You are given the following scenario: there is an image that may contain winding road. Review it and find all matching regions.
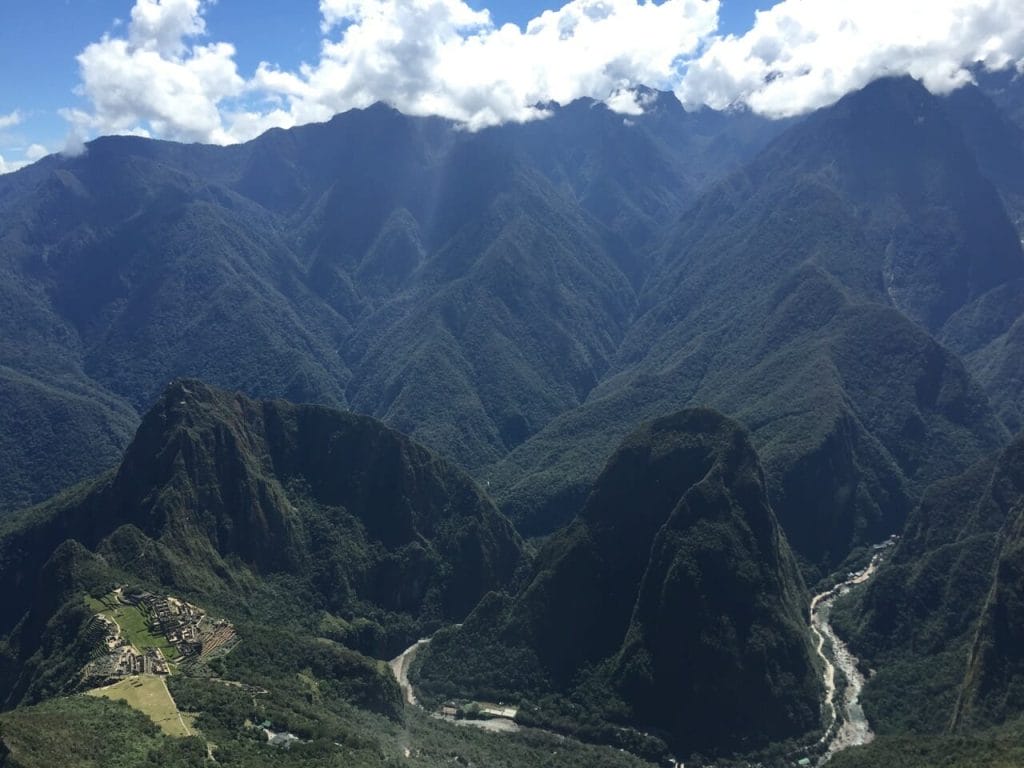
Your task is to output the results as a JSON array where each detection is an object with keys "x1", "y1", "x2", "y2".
[{"x1": 389, "y1": 637, "x2": 522, "y2": 734}]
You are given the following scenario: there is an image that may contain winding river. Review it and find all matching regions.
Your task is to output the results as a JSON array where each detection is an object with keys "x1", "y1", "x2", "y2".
[
  {"x1": 390, "y1": 543, "x2": 894, "y2": 765},
  {"x1": 806, "y1": 545, "x2": 893, "y2": 765}
]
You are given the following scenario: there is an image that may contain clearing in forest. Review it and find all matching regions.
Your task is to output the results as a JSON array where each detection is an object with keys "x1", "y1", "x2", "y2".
[{"x1": 87, "y1": 676, "x2": 192, "y2": 737}]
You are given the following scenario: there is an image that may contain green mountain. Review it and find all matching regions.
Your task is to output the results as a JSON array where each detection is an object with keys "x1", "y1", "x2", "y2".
[
  {"x1": 815, "y1": 433, "x2": 1024, "y2": 767},
  {"x1": 0, "y1": 382, "x2": 677, "y2": 768},
  {"x1": 0, "y1": 379, "x2": 523, "y2": 708},
  {"x1": 493, "y1": 78, "x2": 1014, "y2": 572},
  {"x1": 0, "y1": 97, "x2": 780, "y2": 513},
  {"x1": 835, "y1": 433, "x2": 1024, "y2": 733},
  {"x1": 3, "y1": 78, "x2": 1018, "y2": 580},
  {"x1": 415, "y1": 409, "x2": 819, "y2": 759}
]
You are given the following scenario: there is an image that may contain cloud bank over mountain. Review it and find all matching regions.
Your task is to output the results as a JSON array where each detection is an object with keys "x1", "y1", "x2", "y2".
[
  {"x1": 38, "y1": 0, "x2": 1024, "y2": 151},
  {"x1": 678, "y1": 0, "x2": 1024, "y2": 117}
]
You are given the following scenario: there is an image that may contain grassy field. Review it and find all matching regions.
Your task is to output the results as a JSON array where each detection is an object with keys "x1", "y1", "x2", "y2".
[
  {"x1": 87, "y1": 676, "x2": 192, "y2": 737},
  {"x1": 85, "y1": 593, "x2": 180, "y2": 660}
]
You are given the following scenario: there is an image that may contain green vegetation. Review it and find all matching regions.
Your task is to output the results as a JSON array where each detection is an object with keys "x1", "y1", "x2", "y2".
[
  {"x1": 829, "y1": 719, "x2": 1024, "y2": 768},
  {"x1": 0, "y1": 382, "x2": 520, "y2": 717},
  {"x1": 0, "y1": 92, "x2": 782, "y2": 520},
  {"x1": 832, "y1": 437, "x2": 1024, "y2": 735},
  {"x1": 0, "y1": 690, "x2": 661, "y2": 768},
  {"x1": 0, "y1": 695, "x2": 207, "y2": 768},
  {"x1": 417, "y1": 410, "x2": 820, "y2": 759},
  {"x1": 2, "y1": 74, "x2": 1024, "y2": 768},
  {"x1": 87, "y1": 676, "x2": 191, "y2": 737},
  {"x1": 491, "y1": 78, "x2": 1016, "y2": 574},
  {"x1": 0, "y1": 368, "x2": 137, "y2": 513}
]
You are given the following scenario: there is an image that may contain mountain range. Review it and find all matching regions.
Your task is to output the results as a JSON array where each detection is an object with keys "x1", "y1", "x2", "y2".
[{"x1": 2, "y1": 69, "x2": 1024, "y2": 768}]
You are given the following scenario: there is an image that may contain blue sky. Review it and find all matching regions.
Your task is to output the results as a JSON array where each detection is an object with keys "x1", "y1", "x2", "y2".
[{"x1": 1, "y1": 0, "x2": 1020, "y2": 173}]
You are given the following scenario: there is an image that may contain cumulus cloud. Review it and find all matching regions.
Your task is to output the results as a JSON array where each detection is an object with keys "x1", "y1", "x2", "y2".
[
  {"x1": 56, "y1": 0, "x2": 1024, "y2": 149},
  {"x1": 64, "y1": 0, "x2": 719, "y2": 143},
  {"x1": 64, "y1": 0, "x2": 245, "y2": 144},
  {"x1": 25, "y1": 144, "x2": 49, "y2": 162},
  {"x1": 255, "y1": 0, "x2": 719, "y2": 130},
  {"x1": 0, "y1": 153, "x2": 33, "y2": 175},
  {"x1": 678, "y1": 0, "x2": 1024, "y2": 117}
]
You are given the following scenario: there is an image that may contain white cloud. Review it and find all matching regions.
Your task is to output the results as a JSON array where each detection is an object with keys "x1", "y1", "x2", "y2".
[
  {"x1": 256, "y1": 0, "x2": 720, "y2": 130},
  {"x1": 0, "y1": 111, "x2": 22, "y2": 130},
  {"x1": 61, "y1": 131, "x2": 87, "y2": 158},
  {"x1": 65, "y1": 0, "x2": 245, "y2": 144},
  {"x1": 0, "y1": 154, "x2": 28, "y2": 175},
  {"x1": 55, "y1": 0, "x2": 1024, "y2": 150},
  {"x1": 0, "y1": 144, "x2": 50, "y2": 175},
  {"x1": 65, "y1": 0, "x2": 720, "y2": 144},
  {"x1": 677, "y1": 0, "x2": 1024, "y2": 117},
  {"x1": 129, "y1": 0, "x2": 206, "y2": 55}
]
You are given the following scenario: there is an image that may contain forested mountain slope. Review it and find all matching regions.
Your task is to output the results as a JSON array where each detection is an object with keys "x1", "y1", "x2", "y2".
[
  {"x1": 0, "y1": 95, "x2": 780, "y2": 512},
  {"x1": 415, "y1": 409, "x2": 819, "y2": 758},
  {"x1": 2, "y1": 76, "x2": 1022, "y2": 576},
  {"x1": 492, "y1": 78, "x2": 1017, "y2": 570},
  {"x1": 0, "y1": 380, "x2": 523, "y2": 708}
]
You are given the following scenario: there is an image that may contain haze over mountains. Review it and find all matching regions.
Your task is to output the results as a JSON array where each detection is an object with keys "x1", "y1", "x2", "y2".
[{"x1": 3, "y1": 67, "x2": 1024, "y2": 767}]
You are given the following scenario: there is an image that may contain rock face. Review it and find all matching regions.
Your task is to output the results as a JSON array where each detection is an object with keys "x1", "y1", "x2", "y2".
[
  {"x1": 416, "y1": 409, "x2": 819, "y2": 756},
  {"x1": 0, "y1": 380, "x2": 524, "y2": 706},
  {"x1": 102, "y1": 379, "x2": 525, "y2": 618}
]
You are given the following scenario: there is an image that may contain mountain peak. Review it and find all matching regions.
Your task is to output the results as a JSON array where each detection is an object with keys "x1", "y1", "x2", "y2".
[{"x1": 416, "y1": 407, "x2": 818, "y2": 756}]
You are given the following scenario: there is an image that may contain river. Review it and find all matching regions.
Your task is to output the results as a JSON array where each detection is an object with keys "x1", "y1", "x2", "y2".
[
  {"x1": 390, "y1": 542, "x2": 894, "y2": 765},
  {"x1": 806, "y1": 543, "x2": 893, "y2": 765}
]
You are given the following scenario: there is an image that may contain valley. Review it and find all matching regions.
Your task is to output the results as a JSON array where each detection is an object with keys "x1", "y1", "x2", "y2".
[
  {"x1": 1, "y1": 40, "x2": 1024, "y2": 768},
  {"x1": 397, "y1": 542, "x2": 897, "y2": 767}
]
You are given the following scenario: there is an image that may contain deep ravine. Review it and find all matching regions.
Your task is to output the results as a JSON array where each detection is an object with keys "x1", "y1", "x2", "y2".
[{"x1": 390, "y1": 541, "x2": 896, "y2": 766}]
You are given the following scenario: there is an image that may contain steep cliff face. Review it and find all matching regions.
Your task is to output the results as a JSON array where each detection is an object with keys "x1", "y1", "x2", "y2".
[
  {"x1": 609, "y1": 416, "x2": 815, "y2": 748},
  {"x1": 417, "y1": 409, "x2": 819, "y2": 756},
  {"x1": 91, "y1": 379, "x2": 525, "y2": 618}
]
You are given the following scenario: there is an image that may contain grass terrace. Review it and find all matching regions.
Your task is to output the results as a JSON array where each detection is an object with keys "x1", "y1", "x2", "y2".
[{"x1": 86, "y1": 592, "x2": 180, "y2": 661}]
